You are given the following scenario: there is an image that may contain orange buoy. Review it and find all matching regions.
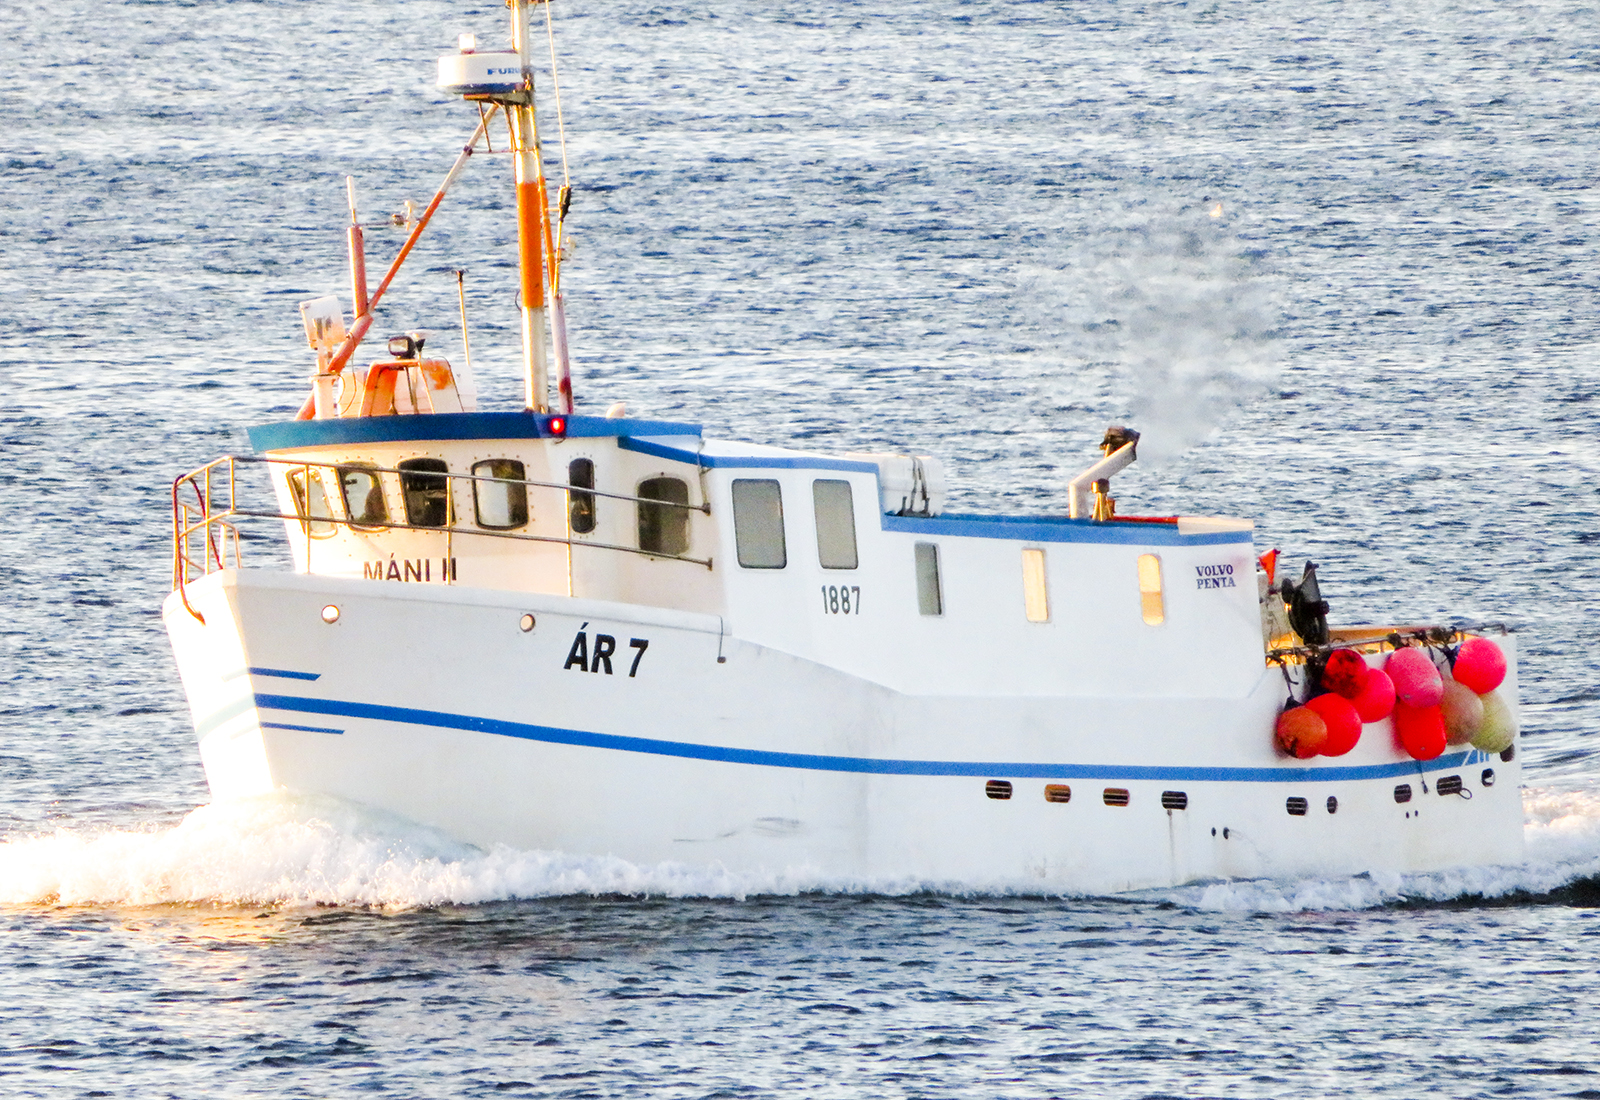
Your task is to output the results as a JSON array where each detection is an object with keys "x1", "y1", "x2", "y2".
[
  {"x1": 1322, "y1": 649, "x2": 1370, "y2": 700},
  {"x1": 1306, "y1": 692, "x2": 1362, "y2": 756},
  {"x1": 1275, "y1": 706, "x2": 1328, "y2": 759},
  {"x1": 1453, "y1": 637, "x2": 1507, "y2": 695},
  {"x1": 1394, "y1": 701, "x2": 1447, "y2": 761},
  {"x1": 1352, "y1": 667, "x2": 1397, "y2": 724}
]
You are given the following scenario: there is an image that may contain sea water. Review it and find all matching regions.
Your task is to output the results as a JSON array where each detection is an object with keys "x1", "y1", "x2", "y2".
[{"x1": 3, "y1": 0, "x2": 1600, "y2": 1094}]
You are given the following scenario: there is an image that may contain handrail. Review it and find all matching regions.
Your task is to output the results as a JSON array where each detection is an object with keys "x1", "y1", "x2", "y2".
[{"x1": 170, "y1": 454, "x2": 714, "y2": 623}]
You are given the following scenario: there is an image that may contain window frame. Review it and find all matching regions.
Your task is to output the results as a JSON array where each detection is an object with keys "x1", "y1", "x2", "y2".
[
  {"x1": 812, "y1": 479, "x2": 859, "y2": 570},
  {"x1": 336, "y1": 463, "x2": 389, "y2": 531},
  {"x1": 915, "y1": 541, "x2": 943, "y2": 616},
  {"x1": 397, "y1": 457, "x2": 453, "y2": 529},
  {"x1": 732, "y1": 478, "x2": 788, "y2": 570},
  {"x1": 568, "y1": 458, "x2": 597, "y2": 535},
  {"x1": 470, "y1": 458, "x2": 529, "y2": 530},
  {"x1": 637, "y1": 476, "x2": 691, "y2": 556}
]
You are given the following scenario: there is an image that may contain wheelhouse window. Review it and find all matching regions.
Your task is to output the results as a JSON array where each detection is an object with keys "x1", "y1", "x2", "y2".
[
  {"x1": 472, "y1": 459, "x2": 528, "y2": 529},
  {"x1": 812, "y1": 480, "x2": 857, "y2": 570},
  {"x1": 287, "y1": 467, "x2": 337, "y2": 538},
  {"x1": 1022, "y1": 548, "x2": 1049, "y2": 623},
  {"x1": 569, "y1": 458, "x2": 596, "y2": 534},
  {"x1": 637, "y1": 476, "x2": 690, "y2": 556},
  {"x1": 915, "y1": 542, "x2": 943, "y2": 616},
  {"x1": 398, "y1": 458, "x2": 451, "y2": 528},
  {"x1": 732, "y1": 479, "x2": 786, "y2": 569},
  {"x1": 338, "y1": 464, "x2": 388, "y2": 530}
]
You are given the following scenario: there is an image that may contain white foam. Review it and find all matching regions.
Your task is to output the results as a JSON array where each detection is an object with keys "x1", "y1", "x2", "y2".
[
  {"x1": 4, "y1": 787, "x2": 1599, "y2": 911},
  {"x1": 0, "y1": 794, "x2": 924, "y2": 909}
]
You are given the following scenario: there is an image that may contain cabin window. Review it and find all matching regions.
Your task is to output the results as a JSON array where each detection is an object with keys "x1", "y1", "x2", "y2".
[
  {"x1": 398, "y1": 458, "x2": 452, "y2": 528},
  {"x1": 287, "y1": 467, "x2": 337, "y2": 538},
  {"x1": 1022, "y1": 548, "x2": 1050, "y2": 622},
  {"x1": 569, "y1": 458, "x2": 596, "y2": 534},
  {"x1": 1137, "y1": 553, "x2": 1165, "y2": 625},
  {"x1": 338, "y1": 464, "x2": 388, "y2": 530},
  {"x1": 733, "y1": 479, "x2": 787, "y2": 569},
  {"x1": 638, "y1": 477, "x2": 690, "y2": 556},
  {"x1": 812, "y1": 480, "x2": 858, "y2": 570},
  {"x1": 915, "y1": 542, "x2": 942, "y2": 616},
  {"x1": 472, "y1": 459, "x2": 528, "y2": 529}
]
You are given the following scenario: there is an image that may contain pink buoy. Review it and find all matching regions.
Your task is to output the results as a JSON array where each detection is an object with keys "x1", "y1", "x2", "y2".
[
  {"x1": 1440, "y1": 679, "x2": 1485, "y2": 746},
  {"x1": 1275, "y1": 706, "x2": 1328, "y2": 760},
  {"x1": 1306, "y1": 692, "x2": 1362, "y2": 756},
  {"x1": 1386, "y1": 647, "x2": 1443, "y2": 709},
  {"x1": 1322, "y1": 649, "x2": 1370, "y2": 700},
  {"x1": 1453, "y1": 637, "x2": 1507, "y2": 695},
  {"x1": 1394, "y1": 701, "x2": 1447, "y2": 761},
  {"x1": 1352, "y1": 667, "x2": 1397, "y2": 724}
]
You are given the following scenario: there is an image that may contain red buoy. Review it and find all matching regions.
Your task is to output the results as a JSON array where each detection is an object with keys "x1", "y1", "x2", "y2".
[
  {"x1": 1352, "y1": 667, "x2": 1397, "y2": 724},
  {"x1": 1394, "y1": 701, "x2": 1447, "y2": 761},
  {"x1": 1386, "y1": 647, "x2": 1444, "y2": 709},
  {"x1": 1306, "y1": 692, "x2": 1362, "y2": 756},
  {"x1": 1275, "y1": 706, "x2": 1328, "y2": 759},
  {"x1": 1322, "y1": 650, "x2": 1370, "y2": 700},
  {"x1": 1453, "y1": 637, "x2": 1507, "y2": 695}
]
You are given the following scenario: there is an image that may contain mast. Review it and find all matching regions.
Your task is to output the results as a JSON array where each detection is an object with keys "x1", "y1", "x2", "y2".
[{"x1": 508, "y1": 0, "x2": 552, "y2": 413}]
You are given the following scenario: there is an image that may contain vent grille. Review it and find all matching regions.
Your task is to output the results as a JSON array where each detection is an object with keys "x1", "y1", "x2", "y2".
[
  {"x1": 1102, "y1": 788, "x2": 1130, "y2": 807},
  {"x1": 1160, "y1": 791, "x2": 1188, "y2": 811},
  {"x1": 985, "y1": 780, "x2": 1013, "y2": 801},
  {"x1": 1394, "y1": 784, "x2": 1413, "y2": 804},
  {"x1": 1286, "y1": 796, "x2": 1309, "y2": 816},
  {"x1": 1044, "y1": 784, "x2": 1072, "y2": 804},
  {"x1": 1436, "y1": 775, "x2": 1464, "y2": 796},
  {"x1": 1326, "y1": 795, "x2": 1339, "y2": 814}
]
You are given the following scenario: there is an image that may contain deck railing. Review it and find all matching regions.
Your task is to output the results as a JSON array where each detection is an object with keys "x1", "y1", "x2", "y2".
[{"x1": 171, "y1": 454, "x2": 712, "y2": 624}]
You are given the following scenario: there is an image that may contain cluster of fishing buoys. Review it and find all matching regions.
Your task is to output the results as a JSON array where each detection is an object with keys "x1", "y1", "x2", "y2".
[{"x1": 1275, "y1": 637, "x2": 1514, "y2": 761}]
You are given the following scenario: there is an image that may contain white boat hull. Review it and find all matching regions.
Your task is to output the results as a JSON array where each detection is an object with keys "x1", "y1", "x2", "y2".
[{"x1": 163, "y1": 570, "x2": 1525, "y2": 893}]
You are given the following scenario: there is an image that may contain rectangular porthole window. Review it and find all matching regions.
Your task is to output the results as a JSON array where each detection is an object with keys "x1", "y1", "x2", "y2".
[
  {"x1": 985, "y1": 780, "x2": 1013, "y2": 800},
  {"x1": 337, "y1": 464, "x2": 388, "y2": 530},
  {"x1": 1286, "y1": 796, "x2": 1309, "y2": 816},
  {"x1": 1137, "y1": 553, "x2": 1165, "y2": 625},
  {"x1": 1436, "y1": 775, "x2": 1464, "y2": 796},
  {"x1": 287, "y1": 467, "x2": 337, "y2": 537},
  {"x1": 813, "y1": 480, "x2": 858, "y2": 569},
  {"x1": 569, "y1": 458, "x2": 596, "y2": 534},
  {"x1": 1394, "y1": 784, "x2": 1413, "y2": 804},
  {"x1": 1161, "y1": 791, "x2": 1188, "y2": 811},
  {"x1": 398, "y1": 458, "x2": 451, "y2": 528},
  {"x1": 732, "y1": 479, "x2": 786, "y2": 568},
  {"x1": 472, "y1": 459, "x2": 528, "y2": 530},
  {"x1": 638, "y1": 477, "x2": 690, "y2": 556},
  {"x1": 915, "y1": 542, "x2": 942, "y2": 616},
  {"x1": 1044, "y1": 784, "x2": 1072, "y2": 804},
  {"x1": 1022, "y1": 548, "x2": 1050, "y2": 622},
  {"x1": 1102, "y1": 788, "x2": 1130, "y2": 807}
]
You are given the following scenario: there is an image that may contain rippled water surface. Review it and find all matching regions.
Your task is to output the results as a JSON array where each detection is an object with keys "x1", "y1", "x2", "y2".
[{"x1": 4, "y1": 0, "x2": 1600, "y2": 1094}]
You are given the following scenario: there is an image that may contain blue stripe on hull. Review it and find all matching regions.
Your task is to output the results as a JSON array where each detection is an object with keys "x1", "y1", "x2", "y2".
[{"x1": 252, "y1": 692, "x2": 1486, "y2": 783}]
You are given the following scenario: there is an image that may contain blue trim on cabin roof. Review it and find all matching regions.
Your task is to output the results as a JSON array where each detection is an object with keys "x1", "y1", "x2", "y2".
[
  {"x1": 618, "y1": 435, "x2": 880, "y2": 473},
  {"x1": 883, "y1": 513, "x2": 1253, "y2": 546},
  {"x1": 248, "y1": 412, "x2": 702, "y2": 452},
  {"x1": 252, "y1": 692, "x2": 1481, "y2": 783}
]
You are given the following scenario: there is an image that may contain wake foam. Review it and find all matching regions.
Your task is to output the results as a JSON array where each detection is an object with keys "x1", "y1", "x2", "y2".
[{"x1": 2, "y1": 788, "x2": 1598, "y2": 911}]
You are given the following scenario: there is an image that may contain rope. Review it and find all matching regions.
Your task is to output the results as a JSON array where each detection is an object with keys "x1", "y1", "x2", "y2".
[{"x1": 542, "y1": 0, "x2": 571, "y2": 190}]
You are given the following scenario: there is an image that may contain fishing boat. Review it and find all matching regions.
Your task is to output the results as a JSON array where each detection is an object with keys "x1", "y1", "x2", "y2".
[{"x1": 162, "y1": 0, "x2": 1524, "y2": 893}]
